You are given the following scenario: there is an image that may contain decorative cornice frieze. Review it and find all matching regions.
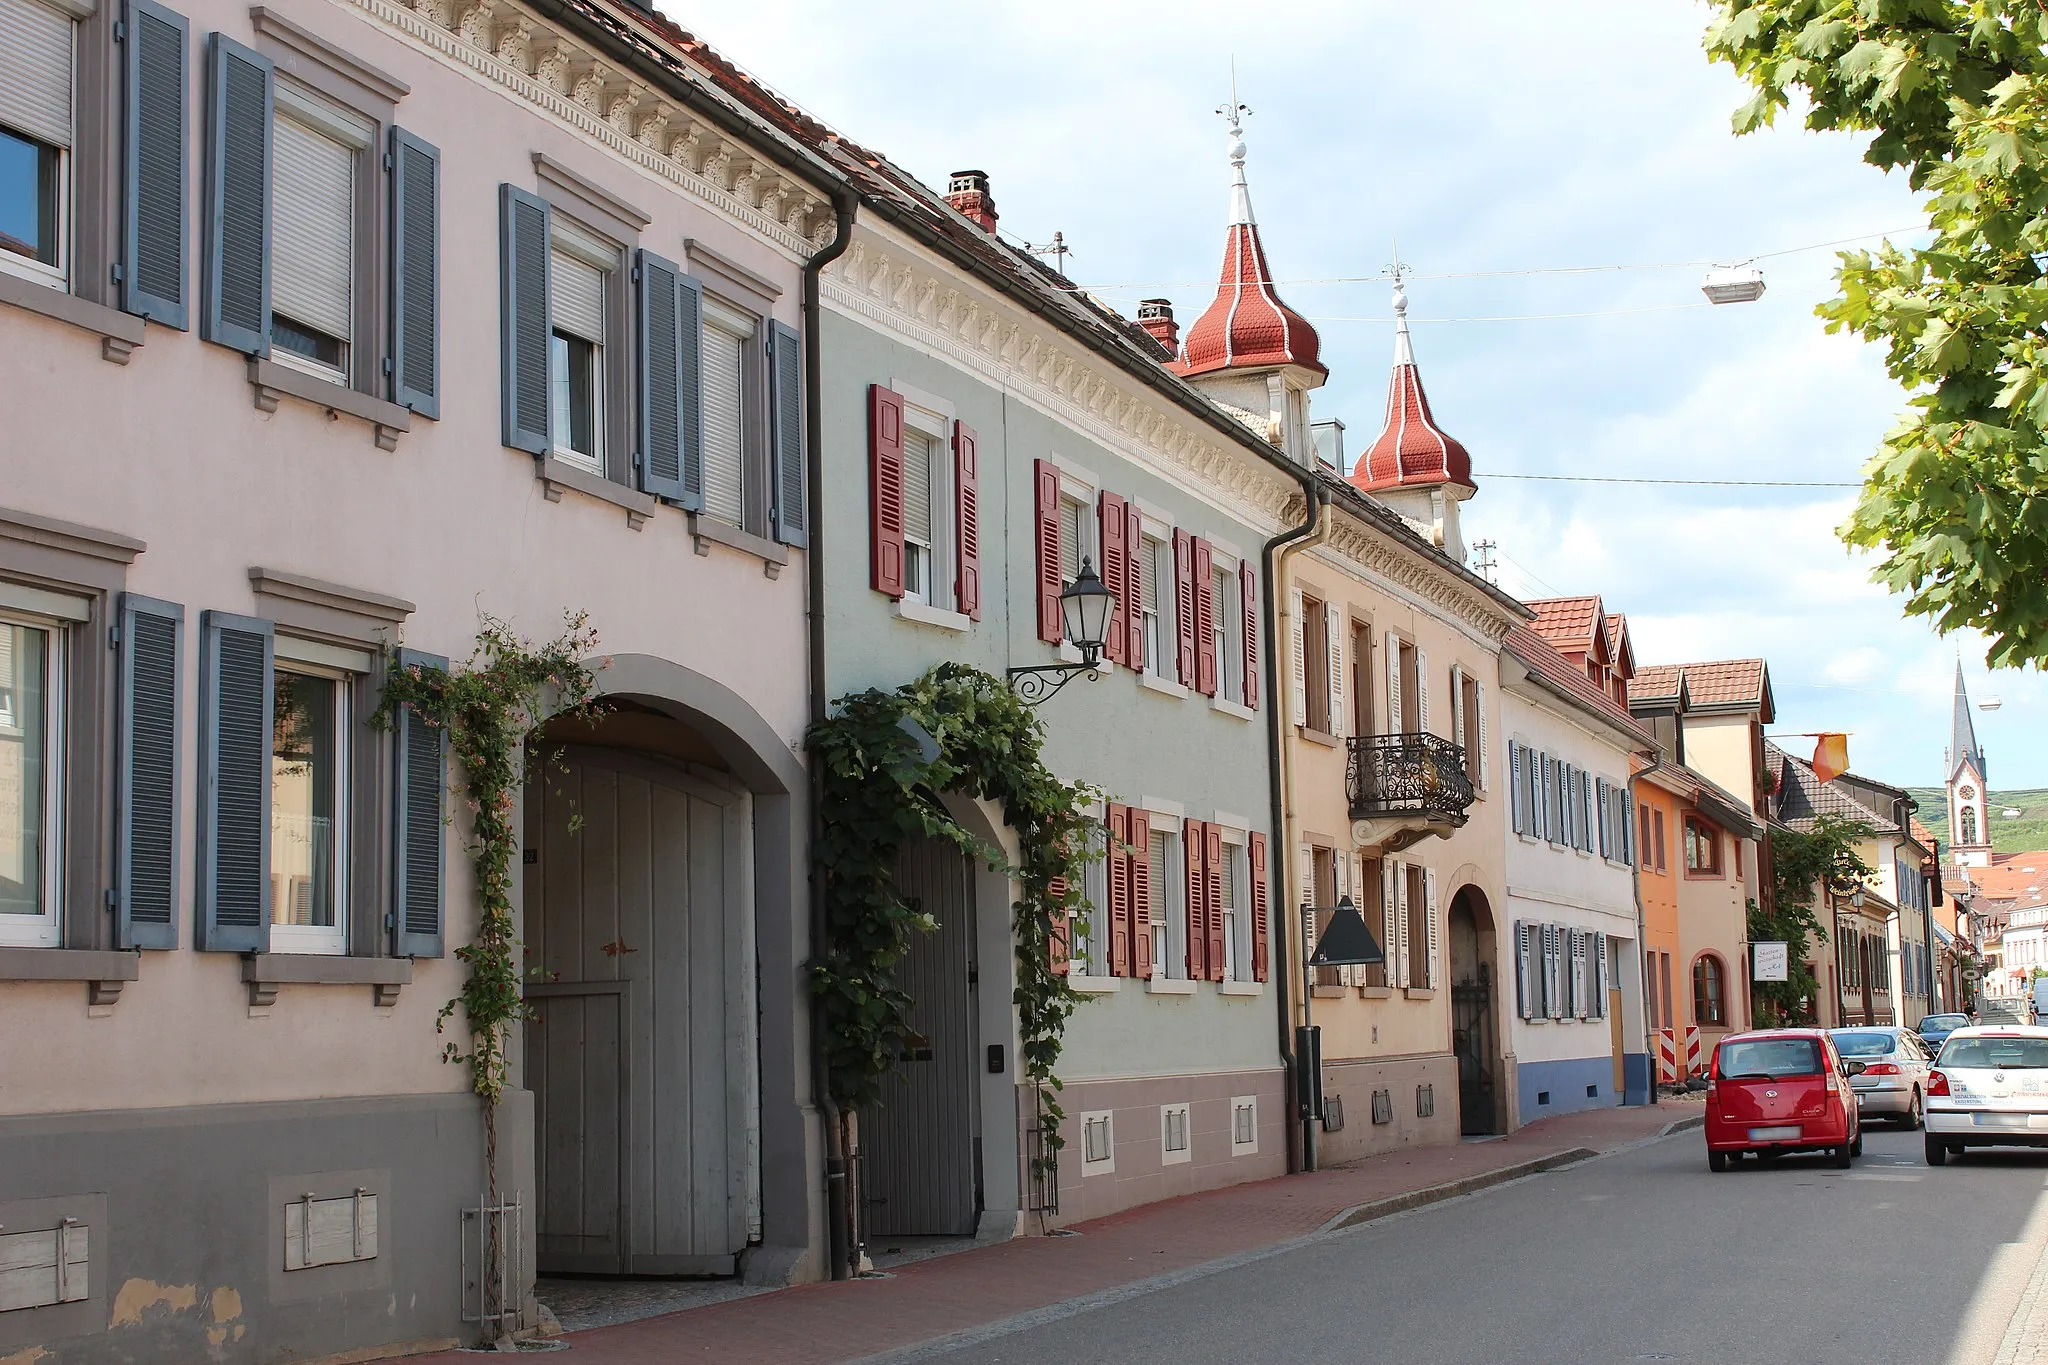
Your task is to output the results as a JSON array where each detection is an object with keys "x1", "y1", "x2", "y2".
[
  {"x1": 348, "y1": 0, "x2": 836, "y2": 257},
  {"x1": 822, "y1": 234, "x2": 1301, "y2": 531},
  {"x1": 1316, "y1": 513, "x2": 1522, "y2": 645}
]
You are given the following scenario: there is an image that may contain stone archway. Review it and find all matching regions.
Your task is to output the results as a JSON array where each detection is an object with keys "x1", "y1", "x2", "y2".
[{"x1": 1447, "y1": 884, "x2": 1504, "y2": 1136}]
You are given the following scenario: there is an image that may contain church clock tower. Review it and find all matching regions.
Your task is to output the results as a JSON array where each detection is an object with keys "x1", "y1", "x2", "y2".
[{"x1": 1948, "y1": 661, "x2": 1992, "y2": 869}]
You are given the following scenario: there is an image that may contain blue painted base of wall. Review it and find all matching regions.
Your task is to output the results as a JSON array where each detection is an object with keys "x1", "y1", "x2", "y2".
[
  {"x1": 1623, "y1": 1052, "x2": 1651, "y2": 1106},
  {"x1": 1518, "y1": 1055, "x2": 1623, "y2": 1122}
]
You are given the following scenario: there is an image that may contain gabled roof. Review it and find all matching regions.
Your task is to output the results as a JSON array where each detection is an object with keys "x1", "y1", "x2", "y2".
[
  {"x1": 1630, "y1": 664, "x2": 1686, "y2": 707},
  {"x1": 1642, "y1": 760, "x2": 1764, "y2": 839},
  {"x1": 1348, "y1": 281, "x2": 1472, "y2": 495},
  {"x1": 1526, "y1": 596, "x2": 1607, "y2": 658},
  {"x1": 1171, "y1": 119, "x2": 1323, "y2": 380},
  {"x1": 1502, "y1": 624, "x2": 1654, "y2": 748},
  {"x1": 1765, "y1": 740, "x2": 1901, "y2": 835},
  {"x1": 1664, "y1": 658, "x2": 1774, "y2": 721},
  {"x1": 1605, "y1": 614, "x2": 1635, "y2": 681}
]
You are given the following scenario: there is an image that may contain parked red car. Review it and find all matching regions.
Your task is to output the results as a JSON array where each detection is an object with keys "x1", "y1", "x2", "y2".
[{"x1": 1704, "y1": 1028, "x2": 1863, "y2": 1171}]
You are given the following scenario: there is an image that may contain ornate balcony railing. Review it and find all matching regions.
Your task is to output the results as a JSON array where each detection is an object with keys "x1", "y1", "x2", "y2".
[{"x1": 1346, "y1": 733, "x2": 1477, "y2": 829}]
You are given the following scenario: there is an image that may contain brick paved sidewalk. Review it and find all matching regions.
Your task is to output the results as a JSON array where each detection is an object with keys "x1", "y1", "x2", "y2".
[{"x1": 407, "y1": 1102, "x2": 1697, "y2": 1364}]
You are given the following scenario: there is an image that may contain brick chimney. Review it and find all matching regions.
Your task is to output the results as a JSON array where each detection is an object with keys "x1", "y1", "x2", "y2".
[
  {"x1": 945, "y1": 170, "x2": 998, "y2": 233},
  {"x1": 1137, "y1": 298, "x2": 1179, "y2": 356}
]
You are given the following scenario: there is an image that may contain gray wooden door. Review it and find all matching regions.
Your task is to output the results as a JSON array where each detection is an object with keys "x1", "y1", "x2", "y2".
[
  {"x1": 527, "y1": 746, "x2": 751, "y2": 1276},
  {"x1": 860, "y1": 837, "x2": 979, "y2": 1238}
]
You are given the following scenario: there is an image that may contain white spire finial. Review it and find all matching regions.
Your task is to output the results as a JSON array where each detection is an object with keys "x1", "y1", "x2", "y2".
[
  {"x1": 1217, "y1": 62, "x2": 1254, "y2": 226},
  {"x1": 1390, "y1": 245, "x2": 1414, "y2": 365}
]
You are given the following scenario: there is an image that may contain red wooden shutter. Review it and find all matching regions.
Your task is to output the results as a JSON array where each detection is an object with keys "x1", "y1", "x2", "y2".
[
  {"x1": 1098, "y1": 491, "x2": 1129, "y2": 666},
  {"x1": 1129, "y1": 807, "x2": 1153, "y2": 979},
  {"x1": 1107, "y1": 805, "x2": 1131, "y2": 977},
  {"x1": 1124, "y1": 501, "x2": 1145, "y2": 667},
  {"x1": 868, "y1": 386, "x2": 906, "y2": 598},
  {"x1": 1184, "y1": 816, "x2": 1207, "y2": 980},
  {"x1": 1173, "y1": 529, "x2": 1195, "y2": 686},
  {"x1": 1249, "y1": 832, "x2": 1270, "y2": 981},
  {"x1": 1035, "y1": 460, "x2": 1063, "y2": 643},
  {"x1": 954, "y1": 421, "x2": 981, "y2": 621},
  {"x1": 1048, "y1": 875, "x2": 1070, "y2": 976},
  {"x1": 1241, "y1": 562, "x2": 1260, "y2": 711},
  {"x1": 1193, "y1": 537, "x2": 1217, "y2": 696},
  {"x1": 1196, "y1": 822, "x2": 1212, "y2": 982}
]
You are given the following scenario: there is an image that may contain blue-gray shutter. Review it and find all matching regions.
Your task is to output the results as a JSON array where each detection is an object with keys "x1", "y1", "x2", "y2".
[
  {"x1": 389, "y1": 127, "x2": 439, "y2": 418},
  {"x1": 498, "y1": 182, "x2": 550, "y2": 453},
  {"x1": 391, "y1": 648, "x2": 447, "y2": 959},
  {"x1": 197, "y1": 611, "x2": 271, "y2": 952},
  {"x1": 120, "y1": 0, "x2": 187, "y2": 328},
  {"x1": 114, "y1": 594, "x2": 183, "y2": 950},
  {"x1": 201, "y1": 33, "x2": 271, "y2": 355},
  {"x1": 768, "y1": 318, "x2": 805, "y2": 546},
  {"x1": 635, "y1": 249, "x2": 687, "y2": 501},
  {"x1": 676, "y1": 271, "x2": 704, "y2": 511}
]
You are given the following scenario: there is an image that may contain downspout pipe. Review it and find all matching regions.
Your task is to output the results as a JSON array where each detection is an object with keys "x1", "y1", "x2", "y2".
[
  {"x1": 1628, "y1": 751, "x2": 1664, "y2": 1106},
  {"x1": 1261, "y1": 477, "x2": 1325, "y2": 1176},
  {"x1": 802, "y1": 191, "x2": 858, "y2": 1280}
]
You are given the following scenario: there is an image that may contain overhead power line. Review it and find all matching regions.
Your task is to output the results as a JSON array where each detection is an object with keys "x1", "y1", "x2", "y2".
[{"x1": 1481, "y1": 473, "x2": 1860, "y2": 488}]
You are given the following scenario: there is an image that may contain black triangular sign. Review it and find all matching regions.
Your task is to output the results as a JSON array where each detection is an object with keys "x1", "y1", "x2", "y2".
[{"x1": 1309, "y1": 902, "x2": 1385, "y2": 968}]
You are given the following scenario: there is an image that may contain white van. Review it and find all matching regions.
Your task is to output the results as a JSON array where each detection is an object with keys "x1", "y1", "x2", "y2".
[{"x1": 2033, "y1": 977, "x2": 2048, "y2": 1024}]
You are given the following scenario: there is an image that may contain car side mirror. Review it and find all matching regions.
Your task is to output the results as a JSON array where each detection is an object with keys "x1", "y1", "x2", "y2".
[{"x1": 1845, "y1": 1061, "x2": 1867, "y2": 1077}]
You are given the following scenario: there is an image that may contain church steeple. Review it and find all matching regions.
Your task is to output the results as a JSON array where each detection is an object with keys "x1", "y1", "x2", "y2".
[{"x1": 1949, "y1": 661, "x2": 1992, "y2": 868}]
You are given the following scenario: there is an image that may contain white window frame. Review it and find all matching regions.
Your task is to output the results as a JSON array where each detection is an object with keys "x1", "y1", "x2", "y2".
[
  {"x1": 546, "y1": 217, "x2": 616, "y2": 475},
  {"x1": 268, "y1": 650, "x2": 353, "y2": 957},
  {"x1": 1211, "y1": 549, "x2": 1243, "y2": 706},
  {"x1": 1146, "y1": 814, "x2": 1189, "y2": 988},
  {"x1": 898, "y1": 399, "x2": 953, "y2": 610},
  {"x1": 0, "y1": 0, "x2": 75, "y2": 293},
  {"x1": 1159, "y1": 1101, "x2": 1192, "y2": 1165},
  {"x1": 268, "y1": 81, "x2": 371, "y2": 387},
  {"x1": 1218, "y1": 827, "x2": 1250, "y2": 982},
  {"x1": 1229, "y1": 1094, "x2": 1258, "y2": 1156},
  {"x1": 0, "y1": 607, "x2": 65, "y2": 948},
  {"x1": 1080, "y1": 1109, "x2": 1115, "y2": 1175},
  {"x1": 698, "y1": 293, "x2": 759, "y2": 526},
  {"x1": 1046, "y1": 457, "x2": 1102, "y2": 669}
]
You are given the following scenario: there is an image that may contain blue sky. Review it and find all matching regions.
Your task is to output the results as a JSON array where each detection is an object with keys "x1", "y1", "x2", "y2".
[{"x1": 679, "y1": 0, "x2": 2043, "y2": 790}]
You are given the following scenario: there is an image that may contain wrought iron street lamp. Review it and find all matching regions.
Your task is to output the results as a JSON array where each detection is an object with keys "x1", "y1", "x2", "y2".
[{"x1": 1007, "y1": 558, "x2": 1117, "y2": 705}]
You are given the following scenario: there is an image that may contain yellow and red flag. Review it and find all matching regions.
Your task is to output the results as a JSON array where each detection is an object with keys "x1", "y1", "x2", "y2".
[{"x1": 1812, "y1": 733, "x2": 1850, "y2": 784}]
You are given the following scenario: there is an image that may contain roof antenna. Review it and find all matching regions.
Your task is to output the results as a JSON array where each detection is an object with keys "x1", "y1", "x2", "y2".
[{"x1": 1020, "y1": 230, "x2": 1073, "y2": 279}]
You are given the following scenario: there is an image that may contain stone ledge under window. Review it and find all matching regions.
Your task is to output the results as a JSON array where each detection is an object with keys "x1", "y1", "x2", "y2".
[
  {"x1": 1311, "y1": 984, "x2": 1349, "y2": 999},
  {"x1": 1357, "y1": 985, "x2": 1394, "y2": 1000},
  {"x1": 1218, "y1": 980, "x2": 1264, "y2": 997},
  {"x1": 243, "y1": 953, "x2": 412, "y2": 1008},
  {"x1": 1403, "y1": 986, "x2": 1437, "y2": 1001},
  {"x1": 536, "y1": 457, "x2": 656, "y2": 529},
  {"x1": 688, "y1": 513, "x2": 790, "y2": 578},
  {"x1": 0, "y1": 947, "x2": 140, "y2": 1005},
  {"x1": 249, "y1": 359, "x2": 411, "y2": 450},
  {"x1": 1066, "y1": 973, "x2": 1119, "y2": 995},
  {"x1": 1211, "y1": 696, "x2": 1255, "y2": 723},
  {"x1": 1296, "y1": 725, "x2": 1341, "y2": 748},
  {"x1": 893, "y1": 599, "x2": 969, "y2": 632},
  {"x1": 1139, "y1": 672, "x2": 1189, "y2": 701},
  {"x1": 0, "y1": 271, "x2": 147, "y2": 363},
  {"x1": 1147, "y1": 977, "x2": 1197, "y2": 996}
]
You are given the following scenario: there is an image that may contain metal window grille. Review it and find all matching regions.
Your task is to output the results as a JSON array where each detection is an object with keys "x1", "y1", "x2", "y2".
[
  {"x1": 1232, "y1": 1101, "x2": 1256, "y2": 1146},
  {"x1": 1162, "y1": 1106, "x2": 1189, "y2": 1153},
  {"x1": 1370, "y1": 1088, "x2": 1393, "y2": 1125},
  {"x1": 1083, "y1": 1113, "x2": 1112, "y2": 1163}
]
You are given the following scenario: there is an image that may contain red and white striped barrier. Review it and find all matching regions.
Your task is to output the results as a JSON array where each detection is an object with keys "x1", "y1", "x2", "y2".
[
  {"x1": 1656, "y1": 1029, "x2": 1680, "y2": 1084},
  {"x1": 1683, "y1": 1025, "x2": 1702, "y2": 1077},
  {"x1": 1656, "y1": 1026, "x2": 1705, "y2": 1083}
]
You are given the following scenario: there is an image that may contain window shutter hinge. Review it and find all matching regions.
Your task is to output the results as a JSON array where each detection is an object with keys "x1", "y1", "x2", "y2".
[
  {"x1": 108, "y1": 623, "x2": 120, "y2": 649},
  {"x1": 631, "y1": 265, "x2": 641, "y2": 283},
  {"x1": 632, "y1": 450, "x2": 643, "y2": 471},
  {"x1": 385, "y1": 913, "x2": 395, "y2": 931},
  {"x1": 383, "y1": 356, "x2": 394, "y2": 375},
  {"x1": 110, "y1": 263, "x2": 124, "y2": 283},
  {"x1": 105, "y1": 888, "x2": 118, "y2": 912},
  {"x1": 114, "y1": 18, "x2": 125, "y2": 39},
  {"x1": 383, "y1": 151, "x2": 394, "y2": 171}
]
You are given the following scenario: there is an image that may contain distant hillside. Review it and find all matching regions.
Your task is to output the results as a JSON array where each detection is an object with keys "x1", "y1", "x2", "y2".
[{"x1": 1905, "y1": 787, "x2": 2048, "y2": 856}]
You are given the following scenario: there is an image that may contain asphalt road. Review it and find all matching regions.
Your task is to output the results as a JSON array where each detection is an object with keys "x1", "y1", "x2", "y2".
[{"x1": 907, "y1": 1124, "x2": 2048, "y2": 1365}]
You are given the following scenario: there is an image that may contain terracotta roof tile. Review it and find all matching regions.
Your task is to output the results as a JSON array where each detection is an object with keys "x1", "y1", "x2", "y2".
[
  {"x1": 1525, "y1": 596, "x2": 1603, "y2": 653},
  {"x1": 1504, "y1": 625, "x2": 1653, "y2": 746},
  {"x1": 1671, "y1": 659, "x2": 1769, "y2": 710},
  {"x1": 1630, "y1": 664, "x2": 1684, "y2": 704}
]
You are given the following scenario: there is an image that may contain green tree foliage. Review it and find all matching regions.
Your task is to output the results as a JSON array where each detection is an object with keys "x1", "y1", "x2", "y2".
[
  {"x1": 1707, "y1": 2, "x2": 2048, "y2": 666},
  {"x1": 1753, "y1": 813, "x2": 1876, "y2": 1025}
]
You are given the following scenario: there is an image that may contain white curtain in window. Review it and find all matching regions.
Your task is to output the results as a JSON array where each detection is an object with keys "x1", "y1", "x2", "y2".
[
  {"x1": 272, "y1": 114, "x2": 355, "y2": 342},
  {"x1": 1059, "y1": 498, "x2": 1082, "y2": 583},
  {"x1": 549, "y1": 248, "x2": 606, "y2": 344},
  {"x1": 701, "y1": 321, "x2": 746, "y2": 526},
  {"x1": 0, "y1": 0, "x2": 73, "y2": 149}
]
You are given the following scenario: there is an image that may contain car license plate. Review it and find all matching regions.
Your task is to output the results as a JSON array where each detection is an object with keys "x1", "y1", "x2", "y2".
[
  {"x1": 1974, "y1": 1113, "x2": 2029, "y2": 1128},
  {"x1": 1748, "y1": 1126, "x2": 1801, "y2": 1141}
]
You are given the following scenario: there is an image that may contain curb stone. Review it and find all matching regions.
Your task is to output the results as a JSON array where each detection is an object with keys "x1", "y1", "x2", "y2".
[
  {"x1": 1316, "y1": 1146, "x2": 1601, "y2": 1234},
  {"x1": 1657, "y1": 1114, "x2": 1704, "y2": 1138}
]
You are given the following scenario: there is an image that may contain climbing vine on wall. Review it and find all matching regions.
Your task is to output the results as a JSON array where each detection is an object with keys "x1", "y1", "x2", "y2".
[
  {"x1": 809, "y1": 663, "x2": 1102, "y2": 1208},
  {"x1": 374, "y1": 612, "x2": 604, "y2": 1120},
  {"x1": 1751, "y1": 813, "x2": 1876, "y2": 1026}
]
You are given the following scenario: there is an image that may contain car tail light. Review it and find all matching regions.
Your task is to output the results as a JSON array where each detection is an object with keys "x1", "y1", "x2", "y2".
[
  {"x1": 1928, "y1": 1070, "x2": 1950, "y2": 1096},
  {"x1": 1825, "y1": 1069, "x2": 1839, "y2": 1094},
  {"x1": 1861, "y1": 1062, "x2": 1901, "y2": 1076}
]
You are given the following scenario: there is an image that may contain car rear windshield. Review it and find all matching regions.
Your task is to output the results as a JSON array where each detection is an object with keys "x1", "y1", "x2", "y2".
[
  {"x1": 1919, "y1": 1016, "x2": 1967, "y2": 1031},
  {"x1": 1939, "y1": 1037, "x2": 2048, "y2": 1070},
  {"x1": 1832, "y1": 1031, "x2": 1897, "y2": 1057},
  {"x1": 1717, "y1": 1038, "x2": 1824, "y2": 1079}
]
